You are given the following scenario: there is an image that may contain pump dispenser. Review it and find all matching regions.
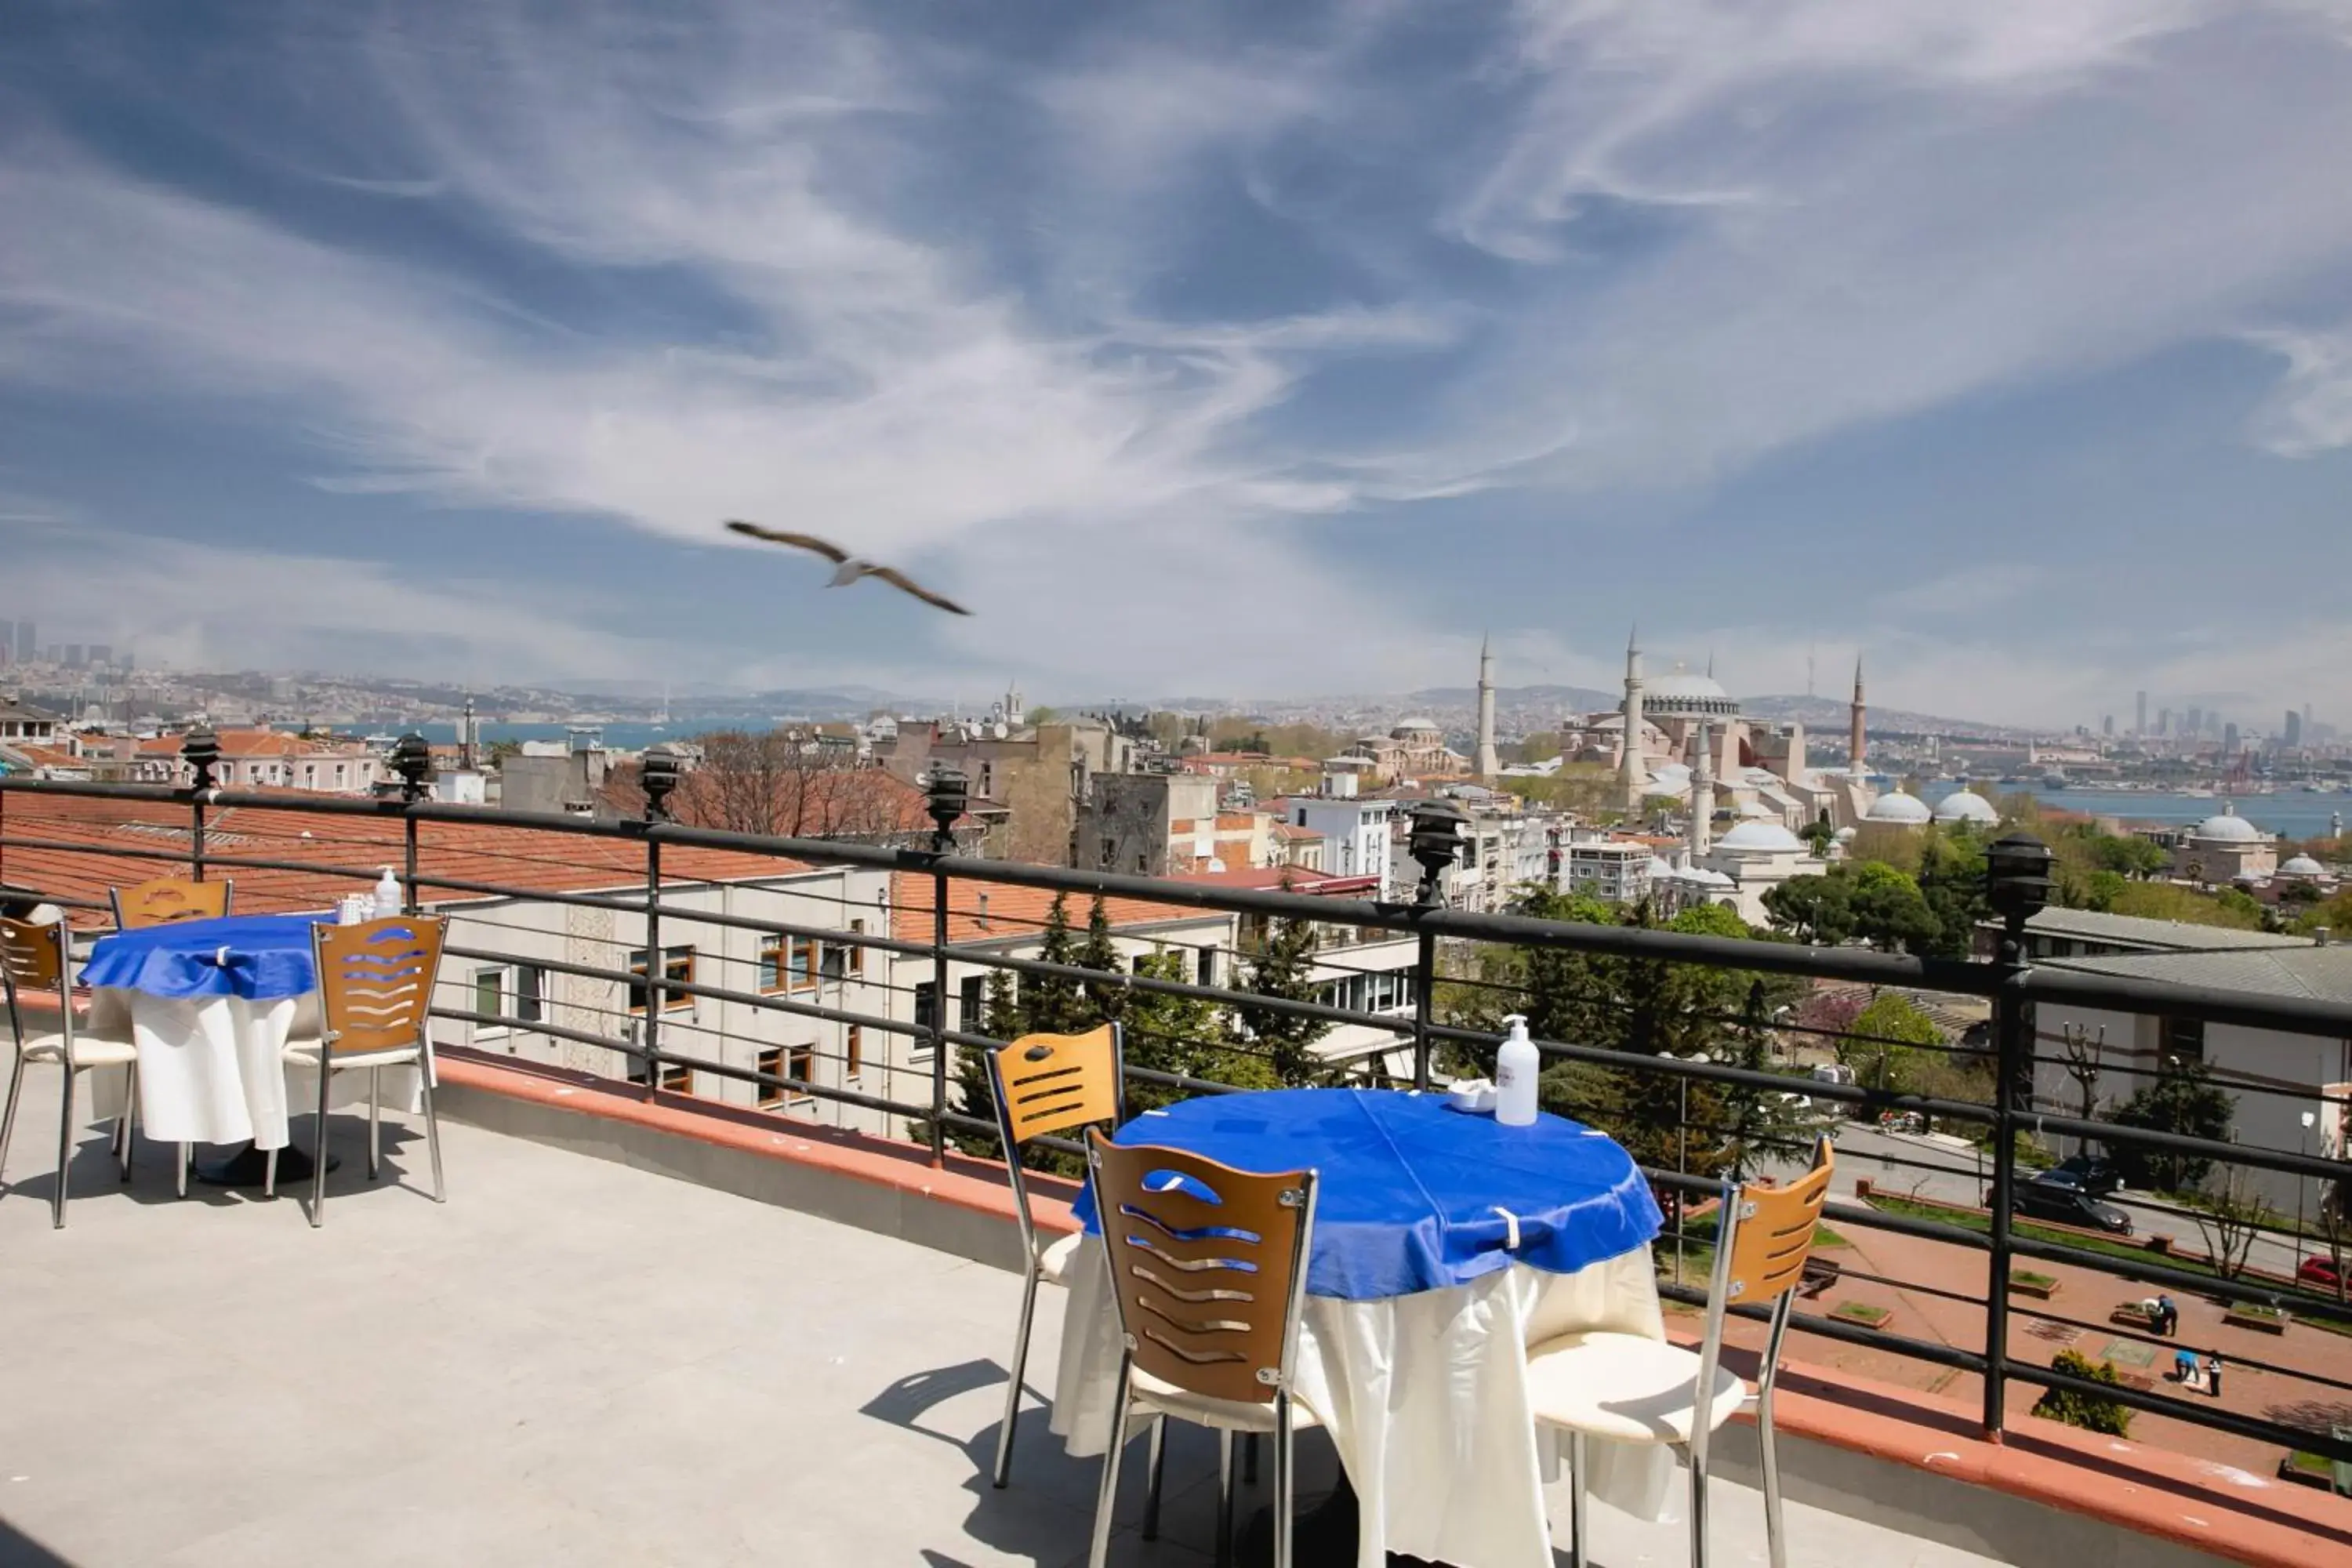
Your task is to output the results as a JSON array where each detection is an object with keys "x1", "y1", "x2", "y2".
[{"x1": 1494, "y1": 1014, "x2": 1539, "y2": 1127}]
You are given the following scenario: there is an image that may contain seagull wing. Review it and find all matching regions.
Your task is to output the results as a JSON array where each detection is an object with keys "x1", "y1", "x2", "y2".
[
  {"x1": 724, "y1": 521, "x2": 850, "y2": 564},
  {"x1": 867, "y1": 564, "x2": 973, "y2": 616}
]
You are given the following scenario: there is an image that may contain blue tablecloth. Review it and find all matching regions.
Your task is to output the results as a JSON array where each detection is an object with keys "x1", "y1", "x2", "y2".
[
  {"x1": 1071, "y1": 1087, "x2": 1663, "y2": 1301},
  {"x1": 82, "y1": 913, "x2": 328, "y2": 1001}
]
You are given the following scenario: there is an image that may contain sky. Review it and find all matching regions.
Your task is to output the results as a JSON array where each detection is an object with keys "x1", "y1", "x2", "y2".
[{"x1": 3, "y1": 1, "x2": 2350, "y2": 729}]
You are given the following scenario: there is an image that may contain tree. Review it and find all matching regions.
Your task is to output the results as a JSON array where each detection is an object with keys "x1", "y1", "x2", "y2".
[
  {"x1": 939, "y1": 970, "x2": 1029, "y2": 1163},
  {"x1": 1019, "y1": 893, "x2": 1092, "y2": 1035},
  {"x1": 1762, "y1": 874, "x2": 1854, "y2": 946},
  {"x1": 1799, "y1": 813, "x2": 1837, "y2": 858},
  {"x1": 1913, "y1": 829, "x2": 1990, "y2": 958},
  {"x1": 1843, "y1": 862, "x2": 1940, "y2": 954},
  {"x1": 2109, "y1": 1058, "x2": 2236, "y2": 1193},
  {"x1": 2032, "y1": 1350, "x2": 2133, "y2": 1436},
  {"x1": 1073, "y1": 895, "x2": 1129, "y2": 1029},
  {"x1": 2187, "y1": 1167, "x2": 2266, "y2": 1280},
  {"x1": 1842, "y1": 993, "x2": 1943, "y2": 1094},
  {"x1": 1719, "y1": 982, "x2": 1819, "y2": 1181},
  {"x1": 1236, "y1": 915, "x2": 1329, "y2": 1084},
  {"x1": 2092, "y1": 833, "x2": 2170, "y2": 879},
  {"x1": 2106, "y1": 881, "x2": 2266, "y2": 931},
  {"x1": 2056, "y1": 1022, "x2": 2107, "y2": 1152},
  {"x1": 1120, "y1": 949, "x2": 1269, "y2": 1112}
]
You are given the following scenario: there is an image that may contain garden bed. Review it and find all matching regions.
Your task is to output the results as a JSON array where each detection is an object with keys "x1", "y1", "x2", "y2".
[
  {"x1": 2008, "y1": 1269, "x2": 2060, "y2": 1300},
  {"x1": 2223, "y1": 1304, "x2": 2290, "y2": 1334},
  {"x1": 1829, "y1": 1301, "x2": 1892, "y2": 1331}
]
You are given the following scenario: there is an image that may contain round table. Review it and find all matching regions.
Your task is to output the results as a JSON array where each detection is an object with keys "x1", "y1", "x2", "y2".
[
  {"x1": 1051, "y1": 1087, "x2": 1672, "y2": 1568},
  {"x1": 82, "y1": 913, "x2": 384, "y2": 1183}
]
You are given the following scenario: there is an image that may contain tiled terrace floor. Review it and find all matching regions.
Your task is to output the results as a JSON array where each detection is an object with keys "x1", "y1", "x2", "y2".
[{"x1": 0, "y1": 1072, "x2": 2006, "y2": 1567}]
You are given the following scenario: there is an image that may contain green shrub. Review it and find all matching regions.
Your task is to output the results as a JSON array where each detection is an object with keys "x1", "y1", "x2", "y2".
[{"x1": 2032, "y1": 1349, "x2": 2132, "y2": 1436}]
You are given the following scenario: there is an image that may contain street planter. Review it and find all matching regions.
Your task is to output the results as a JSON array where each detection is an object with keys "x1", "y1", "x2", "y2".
[
  {"x1": 2008, "y1": 1270, "x2": 2060, "y2": 1300},
  {"x1": 1829, "y1": 1301, "x2": 1892, "y2": 1331},
  {"x1": 2223, "y1": 1305, "x2": 2289, "y2": 1334}
]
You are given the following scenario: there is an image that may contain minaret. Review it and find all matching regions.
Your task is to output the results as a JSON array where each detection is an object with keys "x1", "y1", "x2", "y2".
[
  {"x1": 1620, "y1": 626, "x2": 1648, "y2": 811},
  {"x1": 459, "y1": 692, "x2": 477, "y2": 771},
  {"x1": 1849, "y1": 655, "x2": 1867, "y2": 775},
  {"x1": 1689, "y1": 718, "x2": 1715, "y2": 858},
  {"x1": 1474, "y1": 634, "x2": 1500, "y2": 778}
]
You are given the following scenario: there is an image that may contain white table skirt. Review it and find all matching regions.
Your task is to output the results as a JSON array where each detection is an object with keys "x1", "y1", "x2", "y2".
[
  {"x1": 1049, "y1": 1242, "x2": 1677, "y2": 1568},
  {"x1": 84, "y1": 988, "x2": 427, "y2": 1150}
]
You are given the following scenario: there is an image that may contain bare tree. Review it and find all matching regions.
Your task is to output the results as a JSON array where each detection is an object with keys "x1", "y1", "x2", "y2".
[
  {"x1": 2321, "y1": 1180, "x2": 2350, "y2": 1304},
  {"x1": 2188, "y1": 1166, "x2": 2267, "y2": 1281},
  {"x1": 2058, "y1": 1022, "x2": 2107, "y2": 1159},
  {"x1": 608, "y1": 728, "x2": 931, "y2": 845}
]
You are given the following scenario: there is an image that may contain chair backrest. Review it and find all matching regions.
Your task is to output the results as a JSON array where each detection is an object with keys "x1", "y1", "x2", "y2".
[
  {"x1": 989, "y1": 1023, "x2": 1123, "y2": 1148},
  {"x1": 312, "y1": 915, "x2": 445, "y2": 1058},
  {"x1": 1693, "y1": 1135, "x2": 1835, "y2": 1463},
  {"x1": 111, "y1": 877, "x2": 233, "y2": 930},
  {"x1": 987, "y1": 1024, "x2": 1124, "y2": 1261},
  {"x1": 0, "y1": 915, "x2": 72, "y2": 1055},
  {"x1": 1085, "y1": 1130, "x2": 1317, "y2": 1407}
]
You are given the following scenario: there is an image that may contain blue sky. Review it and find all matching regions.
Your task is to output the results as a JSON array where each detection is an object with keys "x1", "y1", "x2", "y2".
[{"x1": 4, "y1": 1, "x2": 2350, "y2": 728}]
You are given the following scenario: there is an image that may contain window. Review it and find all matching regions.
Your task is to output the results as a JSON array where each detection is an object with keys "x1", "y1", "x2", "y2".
[
  {"x1": 757, "y1": 935, "x2": 785, "y2": 993},
  {"x1": 1136, "y1": 854, "x2": 1149, "y2": 873},
  {"x1": 474, "y1": 966, "x2": 504, "y2": 1029},
  {"x1": 844, "y1": 919, "x2": 866, "y2": 977},
  {"x1": 1100, "y1": 837, "x2": 1116, "y2": 869},
  {"x1": 786, "y1": 1044, "x2": 814, "y2": 1099},
  {"x1": 628, "y1": 946, "x2": 695, "y2": 1013},
  {"x1": 473, "y1": 964, "x2": 545, "y2": 1033},
  {"x1": 757, "y1": 1047, "x2": 786, "y2": 1109},
  {"x1": 820, "y1": 941, "x2": 848, "y2": 984},
  {"x1": 2163, "y1": 1015, "x2": 2207, "y2": 1066},
  {"x1": 1197, "y1": 948, "x2": 1217, "y2": 987},
  {"x1": 659, "y1": 1062, "x2": 694, "y2": 1095},
  {"x1": 844, "y1": 1025, "x2": 863, "y2": 1080},
  {"x1": 960, "y1": 974, "x2": 985, "y2": 1030},
  {"x1": 758, "y1": 1045, "x2": 813, "y2": 1106},
  {"x1": 790, "y1": 934, "x2": 818, "y2": 991},
  {"x1": 514, "y1": 964, "x2": 543, "y2": 1023},
  {"x1": 913, "y1": 982, "x2": 939, "y2": 1051}
]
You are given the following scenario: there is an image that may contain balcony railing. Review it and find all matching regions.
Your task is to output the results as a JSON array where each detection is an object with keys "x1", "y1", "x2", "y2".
[{"x1": 5, "y1": 765, "x2": 2352, "y2": 1475}]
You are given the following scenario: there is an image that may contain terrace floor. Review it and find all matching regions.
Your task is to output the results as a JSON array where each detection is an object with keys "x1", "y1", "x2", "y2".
[{"x1": 0, "y1": 1071, "x2": 2013, "y2": 1568}]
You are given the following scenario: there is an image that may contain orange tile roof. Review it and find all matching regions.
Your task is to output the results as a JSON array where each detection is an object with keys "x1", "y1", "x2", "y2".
[
  {"x1": 0, "y1": 791, "x2": 811, "y2": 927},
  {"x1": 887, "y1": 871, "x2": 1221, "y2": 947}
]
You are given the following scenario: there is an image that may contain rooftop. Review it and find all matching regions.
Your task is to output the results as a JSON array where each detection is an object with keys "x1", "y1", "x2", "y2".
[
  {"x1": 2047, "y1": 942, "x2": 2352, "y2": 1004},
  {"x1": 0, "y1": 1064, "x2": 2024, "y2": 1568},
  {"x1": 2022, "y1": 906, "x2": 2316, "y2": 953}
]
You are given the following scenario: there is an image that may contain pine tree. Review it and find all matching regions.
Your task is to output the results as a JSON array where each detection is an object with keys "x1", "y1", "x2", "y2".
[
  {"x1": 1122, "y1": 949, "x2": 1268, "y2": 1112},
  {"x1": 1237, "y1": 916, "x2": 1329, "y2": 1085},
  {"x1": 1073, "y1": 894, "x2": 1129, "y2": 1029},
  {"x1": 1020, "y1": 892, "x2": 1091, "y2": 1035}
]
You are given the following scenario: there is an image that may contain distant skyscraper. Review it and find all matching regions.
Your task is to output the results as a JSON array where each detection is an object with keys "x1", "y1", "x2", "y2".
[
  {"x1": 63, "y1": 644, "x2": 84, "y2": 669},
  {"x1": 2158, "y1": 707, "x2": 2172, "y2": 736},
  {"x1": 15, "y1": 622, "x2": 34, "y2": 662},
  {"x1": 2135, "y1": 691, "x2": 2147, "y2": 735},
  {"x1": 87, "y1": 644, "x2": 111, "y2": 668},
  {"x1": 2223, "y1": 721, "x2": 2241, "y2": 757},
  {"x1": 2285, "y1": 710, "x2": 2303, "y2": 748},
  {"x1": 0, "y1": 619, "x2": 12, "y2": 666},
  {"x1": 2186, "y1": 705, "x2": 2203, "y2": 737}
]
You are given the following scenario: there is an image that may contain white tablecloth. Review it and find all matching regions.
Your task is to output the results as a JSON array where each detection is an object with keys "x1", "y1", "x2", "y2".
[
  {"x1": 84, "y1": 988, "x2": 426, "y2": 1149},
  {"x1": 1049, "y1": 1241, "x2": 1675, "y2": 1568}
]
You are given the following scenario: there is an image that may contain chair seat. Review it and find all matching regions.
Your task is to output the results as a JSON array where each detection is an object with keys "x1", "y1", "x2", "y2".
[
  {"x1": 283, "y1": 1043, "x2": 423, "y2": 1071},
  {"x1": 1525, "y1": 1330, "x2": 1749, "y2": 1446},
  {"x1": 1037, "y1": 1230, "x2": 1085, "y2": 1285},
  {"x1": 16, "y1": 1033, "x2": 140, "y2": 1068},
  {"x1": 1130, "y1": 1367, "x2": 1323, "y2": 1436}
]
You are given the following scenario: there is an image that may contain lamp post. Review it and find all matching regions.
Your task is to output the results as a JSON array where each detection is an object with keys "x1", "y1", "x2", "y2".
[
  {"x1": 1980, "y1": 831, "x2": 2053, "y2": 1443},
  {"x1": 180, "y1": 726, "x2": 221, "y2": 883},
  {"x1": 2300, "y1": 1109, "x2": 2319, "y2": 1273},
  {"x1": 1406, "y1": 800, "x2": 1468, "y2": 1092},
  {"x1": 922, "y1": 768, "x2": 967, "y2": 1164}
]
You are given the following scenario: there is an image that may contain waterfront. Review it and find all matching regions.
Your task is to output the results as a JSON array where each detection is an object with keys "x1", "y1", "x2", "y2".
[
  {"x1": 411, "y1": 720, "x2": 702, "y2": 752},
  {"x1": 1925, "y1": 782, "x2": 2347, "y2": 837}
]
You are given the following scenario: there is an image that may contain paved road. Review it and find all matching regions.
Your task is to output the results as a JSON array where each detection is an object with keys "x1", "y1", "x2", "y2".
[{"x1": 1768, "y1": 1122, "x2": 2326, "y2": 1285}]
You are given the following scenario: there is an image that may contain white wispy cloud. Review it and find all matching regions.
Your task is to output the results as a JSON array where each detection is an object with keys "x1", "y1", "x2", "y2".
[{"x1": 2245, "y1": 319, "x2": 2352, "y2": 456}]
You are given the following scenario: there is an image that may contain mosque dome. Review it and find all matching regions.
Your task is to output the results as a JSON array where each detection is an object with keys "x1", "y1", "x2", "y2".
[
  {"x1": 2191, "y1": 804, "x2": 2262, "y2": 843},
  {"x1": 1835, "y1": 826, "x2": 1858, "y2": 842},
  {"x1": 1867, "y1": 790, "x2": 1933, "y2": 826},
  {"x1": 1933, "y1": 789, "x2": 1998, "y2": 826},
  {"x1": 1392, "y1": 716, "x2": 1443, "y2": 737},
  {"x1": 1642, "y1": 665, "x2": 1740, "y2": 718},
  {"x1": 2279, "y1": 854, "x2": 2325, "y2": 877},
  {"x1": 1683, "y1": 866, "x2": 1737, "y2": 888},
  {"x1": 1715, "y1": 821, "x2": 1805, "y2": 853}
]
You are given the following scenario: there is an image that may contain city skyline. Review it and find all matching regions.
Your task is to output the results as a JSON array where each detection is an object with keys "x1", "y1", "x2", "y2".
[{"x1": 4, "y1": 4, "x2": 2350, "y2": 723}]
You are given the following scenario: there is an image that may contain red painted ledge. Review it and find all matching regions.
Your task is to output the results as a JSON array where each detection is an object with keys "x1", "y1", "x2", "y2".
[{"x1": 436, "y1": 1049, "x2": 2350, "y2": 1568}]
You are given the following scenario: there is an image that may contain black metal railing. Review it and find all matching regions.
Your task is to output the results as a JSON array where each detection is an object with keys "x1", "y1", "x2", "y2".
[{"x1": 5, "y1": 767, "x2": 2352, "y2": 1467}]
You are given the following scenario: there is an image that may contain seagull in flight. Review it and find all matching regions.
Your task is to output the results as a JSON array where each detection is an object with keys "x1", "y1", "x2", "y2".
[{"x1": 724, "y1": 521, "x2": 972, "y2": 615}]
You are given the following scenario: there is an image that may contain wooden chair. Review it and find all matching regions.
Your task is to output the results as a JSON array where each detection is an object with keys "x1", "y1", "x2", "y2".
[
  {"x1": 268, "y1": 915, "x2": 447, "y2": 1227},
  {"x1": 110, "y1": 877, "x2": 232, "y2": 930},
  {"x1": 0, "y1": 916, "x2": 140, "y2": 1228},
  {"x1": 1529, "y1": 1137, "x2": 1837, "y2": 1568},
  {"x1": 985, "y1": 1022, "x2": 1125, "y2": 1490},
  {"x1": 1083, "y1": 1129, "x2": 1319, "y2": 1568}
]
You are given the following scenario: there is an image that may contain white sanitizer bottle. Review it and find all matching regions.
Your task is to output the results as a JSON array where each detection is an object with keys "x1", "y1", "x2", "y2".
[
  {"x1": 373, "y1": 866, "x2": 404, "y2": 920},
  {"x1": 1494, "y1": 1014, "x2": 1539, "y2": 1127}
]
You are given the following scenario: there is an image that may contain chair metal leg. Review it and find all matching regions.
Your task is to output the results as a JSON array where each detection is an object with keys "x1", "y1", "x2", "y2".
[
  {"x1": 263, "y1": 1146, "x2": 278, "y2": 1198},
  {"x1": 309, "y1": 1064, "x2": 332, "y2": 1228},
  {"x1": 1759, "y1": 1406, "x2": 1786, "y2": 1568},
  {"x1": 419, "y1": 1062, "x2": 445, "y2": 1202},
  {"x1": 117, "y1": 1066, "x2": 137, "y2": 1181},
  {"x1": 1273, "y1": 1394, "x2": 1296, "y2": 1568},
  {"x1": 1141, "y1": 1414, "x2": 1167, "y2": 1540},
  {"x1": 1567, "y1": 1430, "x2": 1589, "y2": 1568},
  {"x1": 1, "y1": 1045, "x2": 27, "y2": 1186},
  {"x1": 368, "y1": 1066, "x2": 381, "y2": 1181},
  {"x1": 1086, "y1": 1358, "x2": 1134, "y2": 1568},
  {"x1": 53, "y1": 1065, "x2": 74, "y2": 1228},
  {"x1": 1689, "y1": 1441, "x2": 1711, "y2": 1568},
  {"x1": 993, "y1": 1264, "x2": 1041, "y2": 1488},
  {"x1": 176, "y1": 1142, "x2": 190, "y2": 1199},
  {"x1": 1216, "y1": 1429, "x2": 1236, "y2": 1568}
]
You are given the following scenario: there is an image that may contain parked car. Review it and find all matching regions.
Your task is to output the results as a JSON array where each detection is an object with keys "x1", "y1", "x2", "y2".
[
  {"x1": 2009, "y1": 1177, "x2": 2133, "y2": 1235},
  {"x1": 2042, "y1": 1155, "x2": 2125, "y2": 1199},
  {"x1": 2298, "y1": 1255, "x2": 2344, "y2": 1291}
]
